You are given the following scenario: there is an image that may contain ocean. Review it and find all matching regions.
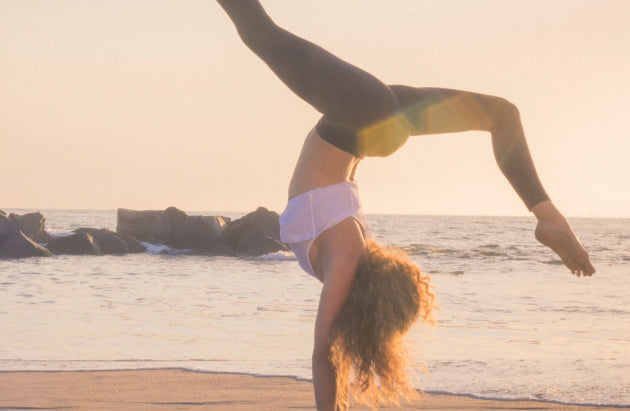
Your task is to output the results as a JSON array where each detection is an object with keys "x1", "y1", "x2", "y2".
[{"x1": 1, "y1": 209, "x2": 628, "y2": 407}]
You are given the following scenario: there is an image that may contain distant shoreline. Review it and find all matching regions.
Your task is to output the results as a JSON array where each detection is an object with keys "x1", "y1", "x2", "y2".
[{"x1": 0, "y1": 369, "x2": 626, "y2": 410}]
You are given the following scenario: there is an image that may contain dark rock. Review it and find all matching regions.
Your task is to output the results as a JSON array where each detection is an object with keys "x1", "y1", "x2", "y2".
[
  {"x1": 73, "y1": 227, "x2": 146, "y2": 255},
  {"x1": 220, "y1": 207, "x2": 289, "y2": 256},
  {"x1": 74, "y1": 228, "x2": 129, "y2": 254},
  {"x1": 0, "y1": 214, "x2": 52, "y2": 258},
  {"x1": 120, "y1": 234, "x2": 147, "y2": 253},
  {"x1": 0, "y1": 231, "x2": 53, "y2": 258},
  {"x1": 173, "y1": 215, "x2": 228, "y2": 251},
  {"x1": 116, "y1": 207, "x2": 227, "y2": 252},
  {"x1": 9, "y1": 212, "x2": 50, "y2": 243},
  {"x1": 117, "y1": 206, "x2": 187, "y2": 245},
  {"x1": 46, "y1": 232, "x2": 101, "y2": 255},
  {"x1": 35, "y1": 230, "x2": 53, "y2": 244},
  {"x1": 0, "y1": 210, "x2": 6, "y2": 217}
]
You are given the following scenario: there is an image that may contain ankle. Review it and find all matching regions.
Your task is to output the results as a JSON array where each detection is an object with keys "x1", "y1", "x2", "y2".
[{"x1": 531, "y1": 200, "x2": 563, "y2": 222}]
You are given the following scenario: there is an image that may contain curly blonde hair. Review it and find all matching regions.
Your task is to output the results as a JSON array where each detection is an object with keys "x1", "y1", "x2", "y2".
[{"x1": 329, "y1": 241, "x2": 436, "y2": 410}]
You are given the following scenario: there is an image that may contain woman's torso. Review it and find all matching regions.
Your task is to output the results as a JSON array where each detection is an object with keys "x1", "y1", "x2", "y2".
[
  {"x1": 288, "y1": 127, "x2": 361, "y2": 199},
  {"x1": 285, "y1": 127, "x2": 366, "y2": 281}
]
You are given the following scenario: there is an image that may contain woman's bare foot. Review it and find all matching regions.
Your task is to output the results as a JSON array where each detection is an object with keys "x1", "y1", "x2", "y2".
[{"x1": 531, "y1": 201, "x2": 596, "y2": 277}]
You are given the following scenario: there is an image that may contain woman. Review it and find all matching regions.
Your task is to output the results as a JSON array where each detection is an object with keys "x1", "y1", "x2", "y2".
[{"x1": 216, "y1": 1, "x2": 596, "y2": 409}]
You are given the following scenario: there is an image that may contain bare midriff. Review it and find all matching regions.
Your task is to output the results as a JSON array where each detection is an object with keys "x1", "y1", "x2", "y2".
[{"x1": 288, "y1": 128, "x2": 362, "y2": 199}]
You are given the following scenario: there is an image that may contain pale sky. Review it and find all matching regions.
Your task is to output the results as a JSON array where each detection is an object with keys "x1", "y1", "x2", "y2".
[{"x1": 2, "y1": 0, "x2": 629, "y2": 217}]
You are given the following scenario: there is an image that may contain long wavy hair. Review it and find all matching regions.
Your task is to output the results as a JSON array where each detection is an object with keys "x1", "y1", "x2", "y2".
[{"x1": 329, "y1": 240, "x2": 436, "y2": 410}]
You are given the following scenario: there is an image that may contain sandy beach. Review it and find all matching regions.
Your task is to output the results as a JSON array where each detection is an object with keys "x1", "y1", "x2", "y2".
[{"x1": 0, "y1": 369, "x2": 623, "y2": 410}]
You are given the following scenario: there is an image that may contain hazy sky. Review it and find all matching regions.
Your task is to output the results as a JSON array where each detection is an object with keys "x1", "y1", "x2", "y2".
[{"x1": 2, "y1": 0, "x2": 629, "y2": 217}]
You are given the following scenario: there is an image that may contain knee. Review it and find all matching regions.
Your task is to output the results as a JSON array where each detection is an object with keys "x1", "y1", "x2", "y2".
[
  {"x1": 488, "y1": 96, "x2": 521, "y2": 131},
  {"x1": 498, "y1": 97, "x2": 520, "y2": 119}
]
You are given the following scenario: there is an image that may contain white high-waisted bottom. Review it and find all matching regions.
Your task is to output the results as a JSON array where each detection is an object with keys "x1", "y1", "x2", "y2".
[{"x1": 279, "y1": 181, "x2": 371, "y2": 279}]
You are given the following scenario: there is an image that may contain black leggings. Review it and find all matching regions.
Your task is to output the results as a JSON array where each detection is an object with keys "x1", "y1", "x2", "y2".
[{"x1": 217, "y1": 0, "x2": 549, "y2": 210}]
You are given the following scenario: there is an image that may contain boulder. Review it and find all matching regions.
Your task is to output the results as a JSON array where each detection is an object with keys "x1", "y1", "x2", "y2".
[
  {"x1": 117, "y1": 206, "x2": 187, "y2": 245},
  {"x1": 46, "y1": 232, "x2": 101, "y2": 255},
  {"x1": 119, "y1": 234, "x2": 147, "y2": 254},
  {"x1": 1, "y1": 214, "x2": 19, "y2": 236},
  {"x1": 116, "y1": 207, "x2": 227, "y2": 252},
  {"x1": 0, "y1": 210, "x2": 6, "y2": 217},
  {"x1": 220, "y1": 207, "x2": 289, "y2": 256},
  {"x1": 34, "y1": 230, "x2": 53, "y2": 244},
  {"x1": 0, "y1": 214, "x2": 52, "y2": 258},
  {"x1": 9, "y1": 212, "x2": 51, "y2": 243},
  {"x1": 74, "y1": 228, "x2": 146, "y2": 255},
  {"x1": 173, "y1": 215, "x2": 228, "y2": 252}
]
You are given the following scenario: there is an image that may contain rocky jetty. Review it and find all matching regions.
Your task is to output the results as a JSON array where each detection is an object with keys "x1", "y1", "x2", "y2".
[
  {"x1": 117, "y1": 206, "x2": 288, "y2": 256},
  {"x1": 0, "y1": 206, "x2": 288, "y2": 258}
]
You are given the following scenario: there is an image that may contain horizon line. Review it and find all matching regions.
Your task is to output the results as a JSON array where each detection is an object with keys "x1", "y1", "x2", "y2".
[{"x1": 2, "y1": 206, "x2": 627, "y2": 220}]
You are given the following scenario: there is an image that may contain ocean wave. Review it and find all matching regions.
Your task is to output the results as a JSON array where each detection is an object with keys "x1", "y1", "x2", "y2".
[
  {"x1": 257, "y1": 251, "x2": 296, "y2": 261},
  {"x1": 402, "y1": 243, "x2": 517, "y2": 260},
  {"x1": 141, "y1": 243, "x2": 193, "y2": 255},
  {"x1": 428, "y1": 269, "x2": 464, "y2": 276},
  {"x1": 471, "y1": 249, "x2": 509, "y2": 257},
  {"x1": 47, "y1": 229, "x2": 75, "y2": 238},
  {"x1": 403, "y1": 243, "x2": 462, "y2": 256},
  {"x1": 541, "y1": 259, "x2": 564, "y2": 265}
]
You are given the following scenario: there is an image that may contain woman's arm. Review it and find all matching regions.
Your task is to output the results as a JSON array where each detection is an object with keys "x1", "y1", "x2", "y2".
[
  {"x1": 311, "y1": 219, "x2": 366, "y2": 410},
  {"x1": 312, "y1": 282, "x2": 345, "y2": 411}
]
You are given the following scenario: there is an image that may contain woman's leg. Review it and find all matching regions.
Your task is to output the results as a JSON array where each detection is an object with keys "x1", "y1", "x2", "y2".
[
  {"x1": 217, "y1": 0, "x2": 408, "y2": 157},
  {"x1": 390, "y1": 86, "x2": 549, "y2": 210},
  {"x1": 390, "y1": 85, "x2": 595, "y2": 276}
]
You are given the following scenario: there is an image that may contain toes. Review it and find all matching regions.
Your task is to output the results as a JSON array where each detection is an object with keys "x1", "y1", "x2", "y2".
[
  {"x1": 576, "y1": 251, "x2": 596, "y2": 277},
  {"x1": 566, "y1": 261, "x2": 580, "y2": 276},
  {"x1": 556, "y1": 250, "x2": 580, "y2": 275},
  {"x1": 564, "y1": 257, "x2": 583, "y2": 277},
  {"x1": 584, "y1": 258, "x2": 596, "y2": 275}
]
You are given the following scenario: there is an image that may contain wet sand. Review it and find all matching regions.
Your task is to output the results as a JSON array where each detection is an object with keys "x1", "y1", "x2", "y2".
[{"x1": 0, "y1": 369, "x2": 622, "y2": 410}]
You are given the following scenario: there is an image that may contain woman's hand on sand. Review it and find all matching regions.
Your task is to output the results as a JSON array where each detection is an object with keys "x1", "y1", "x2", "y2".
[{"x1": 532, "y1": 201, "x2": 596, "y2": 277}]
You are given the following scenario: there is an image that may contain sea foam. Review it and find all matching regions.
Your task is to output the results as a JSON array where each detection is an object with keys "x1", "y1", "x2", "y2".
[{"x1": 257, "y1": 251, "x2": 297, "y2": 261}]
